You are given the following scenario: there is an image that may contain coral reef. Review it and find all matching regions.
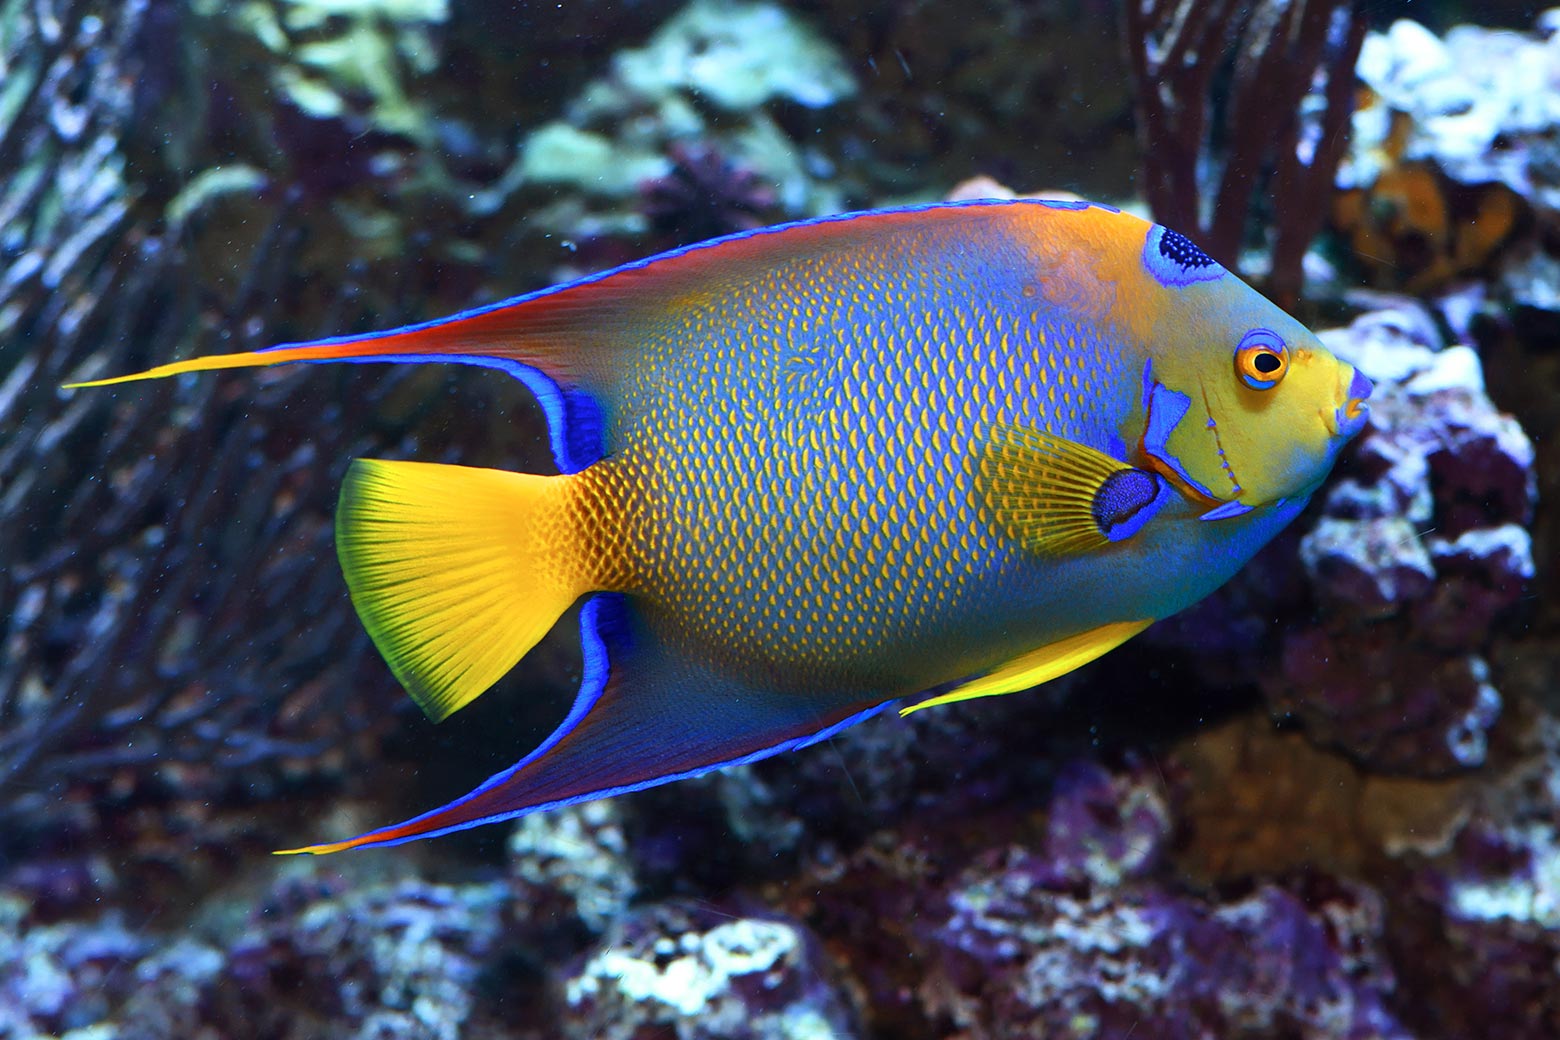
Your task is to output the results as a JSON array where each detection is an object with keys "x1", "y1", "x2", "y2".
[
  {"x1": 1271, "y1": 306, "x2": 1536, "y2": 775},
  {"x1": 561, "y1": 903, "x2": 858, "y2": 1040},
  {"x1": 790, "y1": 755, "x2": 1417, "y2": 1039},
  {"x1": 790, "y1": 0, "x2": 1135, "y2": 199},
  {"x1": 0, "y1": 887, "x2": 147, "y2": 1039},
  {"x1": 1167, "y1": 708, "x2": 1560, "y2": 1040},
  {"x1": 513, "y1": 0, "x2": 855, "y2": 255},
  {"x1": 232, "y1": 0, "x2": 451, "y2": 144},
  {"x1": 507, "y1": 801, "x2": 637, "y2": 948},
  {"x1": 640, "y1": 141, "x2": 783, "y2": 244},
  {"x1": 1391, "y1": 710, "x2": 1560, "y2": 1039},
  {"x1": 1328, "y1": 12, "x2": 1560, "y2": 303},
  {"x1": 0, "y1": 859, "x2": 523, "y2": 1040},
  {"x1": 126, "y1": 874, "x2": 513, "y2": 1040},
  {"x1": 0, "y1": 3, "x2": 1557, "y2": 1040},
  {"x1": 1346, "y1": 17, "x2": 1560, "y2": 209},
  {"x1": 1333, "y1": 17, "x2": 1545, "y2": 293},
  {"x1": 925, "y1": 864, "x2": 1407, "y2": 1039}
]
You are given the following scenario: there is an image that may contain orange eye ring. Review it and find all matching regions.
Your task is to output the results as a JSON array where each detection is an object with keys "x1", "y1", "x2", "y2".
[{"x1": 1235, "y1": 329, "x2": 1288, "y2": 390}]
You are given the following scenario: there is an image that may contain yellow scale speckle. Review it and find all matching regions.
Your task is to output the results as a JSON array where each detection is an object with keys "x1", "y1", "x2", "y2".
[{"x1": 562, "y1": 224, "x2": 1126, "y2": 693}]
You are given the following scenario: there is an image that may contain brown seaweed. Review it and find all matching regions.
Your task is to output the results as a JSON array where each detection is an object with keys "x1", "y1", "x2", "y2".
[{"x1": 1123, "y1": 0, "x2": 1366, "y2": 306}]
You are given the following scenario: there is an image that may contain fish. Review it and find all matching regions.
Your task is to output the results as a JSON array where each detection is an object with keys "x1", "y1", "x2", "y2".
[{"x1": 65, "y1": 199, "x2": 1373, "y2": 854}]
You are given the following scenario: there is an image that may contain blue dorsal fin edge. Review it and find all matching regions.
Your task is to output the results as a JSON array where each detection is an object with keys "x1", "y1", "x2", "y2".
[
  {"x1": 75, "y1": 199, "x2": 1135, "y2": 474},
  {"x1": 257, "y1": 197, "x2": 1124, "y2": 362},
  {"x1": 241, "y1": 199, "x2": 1127, "y2": 474}
]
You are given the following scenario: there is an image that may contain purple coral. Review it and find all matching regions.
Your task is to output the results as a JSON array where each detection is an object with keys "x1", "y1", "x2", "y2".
[
  {"x1": 1382, "y1": 714, "x2": 1560, "y2": 1039},
  {"x1": 952, "y1": 770, "x2": 1402, "y2": 1038},
  {"x1": 15, "y1": 870, "x2": 519, "y2": 1040},
  {"x1": 929, "y1": 867, "x2": 1409, "y2": 1040},
  {"x1": 0, "y1": 892, "x2": 147, "y2": 1038},
  {"x1": 1035, "y1": 758, "x2": 1172, "y2": 889}
]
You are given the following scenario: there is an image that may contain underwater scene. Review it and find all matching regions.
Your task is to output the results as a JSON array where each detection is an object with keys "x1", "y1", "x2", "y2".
[{"x1": 2, "y1": 0, "x2": 1559, "y2": 1036}]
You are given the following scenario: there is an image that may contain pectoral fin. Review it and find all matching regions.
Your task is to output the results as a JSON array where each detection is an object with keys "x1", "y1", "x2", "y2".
[
  {"x1": 980, "y1": 424, "x2": 1172, "y2": 556},
  {"x1": 900, "y1": 619, "x2": 1152, "y2": 716}
]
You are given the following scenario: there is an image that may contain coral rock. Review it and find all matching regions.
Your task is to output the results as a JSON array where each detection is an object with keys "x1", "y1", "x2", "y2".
[
  {"x1": 1263, "y1": 308, "x2": 1539, "y2": 774},
  {"x1": 1036, "y1": 758, "x2": 1171, "y2": 889},
  {"x1": 920, "y1": 848, "x2": 1409, "y2": 1038},
  {"x1": 508, "y1": 800, "x2": 636, "y2": 943},
  {"x1": 1387, "y1": 711, "x2": 1560, "y2": 1039},
  {"x1": 0, "y1": 893, "x2": 147, "y2": 1038},
  {"x1": 1300, "y1": 516, "x2": 1437, "y2": 618},
  {"x1": 561, "y1": 903, "x2": 859, "y2": 1040},
  {"x1": 1273, "y1": 628, "x2": 1503, "y2": 773}
]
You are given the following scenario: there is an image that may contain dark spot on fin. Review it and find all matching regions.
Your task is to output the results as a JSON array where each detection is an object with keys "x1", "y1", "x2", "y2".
[
  {"x1": 1143, "y1": 225, "x2": 1226, "y2": 288},
  {"x1": 1156, "y1": 227, "x2": 1217, "y2": 271},
  {"x1": 980, "y1": 425, "x2": 1168, "y2": 556},
  {"x1": 1093, "y1": 469, "x2": 1169, "y2": 542}
]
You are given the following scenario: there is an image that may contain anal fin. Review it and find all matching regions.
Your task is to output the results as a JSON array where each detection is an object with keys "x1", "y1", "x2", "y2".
[
  {"x1": 900, "y1": 619, "x2": 1151, "y2": 716},
  {"x1": 277, "y1": 597, "x2": 895, "y2": 854}
]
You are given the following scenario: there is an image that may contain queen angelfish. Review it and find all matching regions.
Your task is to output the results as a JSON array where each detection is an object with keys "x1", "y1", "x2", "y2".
[{"x1": 67, "y1": 200, "x2": 1373, "y2": 853}]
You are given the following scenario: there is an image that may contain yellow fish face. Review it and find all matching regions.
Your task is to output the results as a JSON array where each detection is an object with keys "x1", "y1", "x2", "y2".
[{"x1": 1128, "y1": 225, "x2": 1372, "y2": 509}]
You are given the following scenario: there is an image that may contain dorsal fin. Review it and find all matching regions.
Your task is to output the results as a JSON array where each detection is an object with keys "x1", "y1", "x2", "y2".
[{"x1": 64, "y1": 200, "x2": 1104, "y2": 469}]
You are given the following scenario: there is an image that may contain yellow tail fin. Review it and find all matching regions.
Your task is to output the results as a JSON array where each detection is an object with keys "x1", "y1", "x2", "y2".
[{"x1": 337, "y1": 459, "x2": 591, "y2": 722}]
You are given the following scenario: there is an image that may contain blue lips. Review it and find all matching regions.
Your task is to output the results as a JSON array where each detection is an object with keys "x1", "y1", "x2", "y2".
[{"x1": 1333, "y1": 367, "x2": 1373, "y2": 440}]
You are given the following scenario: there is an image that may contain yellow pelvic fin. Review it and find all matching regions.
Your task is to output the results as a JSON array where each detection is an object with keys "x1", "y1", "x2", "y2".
[
  {"x1": 978, "y1": 424, "x2": 1136, "y2": 557},
  {"x1": 336, "y1": 458, "x2": 592, "y2": 723},
  {"x1": 900, "y1": 618, "x2": 1152, "y2": 716}
]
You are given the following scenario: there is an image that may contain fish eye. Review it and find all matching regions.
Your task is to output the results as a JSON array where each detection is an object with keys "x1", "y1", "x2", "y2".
[{"x1": 1234, "y1": 329, "x2": 1288, "y2": 390}]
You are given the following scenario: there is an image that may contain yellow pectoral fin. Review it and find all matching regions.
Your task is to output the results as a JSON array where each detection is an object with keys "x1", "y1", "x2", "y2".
[
  {"x1": 979, "y1": 424, "x2": 1165, "y2": 557},
  {"x1": 900, "y1": 618, "x2": 1152, "y2": 716}
]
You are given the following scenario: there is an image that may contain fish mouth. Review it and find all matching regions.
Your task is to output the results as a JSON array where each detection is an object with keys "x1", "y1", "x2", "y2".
[{"x1": 1328, "y1": 366, "x2": 1373, "y2": 440}]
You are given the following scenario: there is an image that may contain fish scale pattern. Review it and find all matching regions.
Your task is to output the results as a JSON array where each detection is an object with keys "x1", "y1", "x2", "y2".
[
  {"x1": 574, "y1": 219, "x2": 1128, "y2": 691},
  {"x1": 51, "y1": 199, "x2": 1375, "y2": 854}
]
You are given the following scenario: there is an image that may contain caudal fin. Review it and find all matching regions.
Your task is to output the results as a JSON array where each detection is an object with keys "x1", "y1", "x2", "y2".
[{"x1": 336, "y1": 459, "x2": 593, "y2": 723}]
